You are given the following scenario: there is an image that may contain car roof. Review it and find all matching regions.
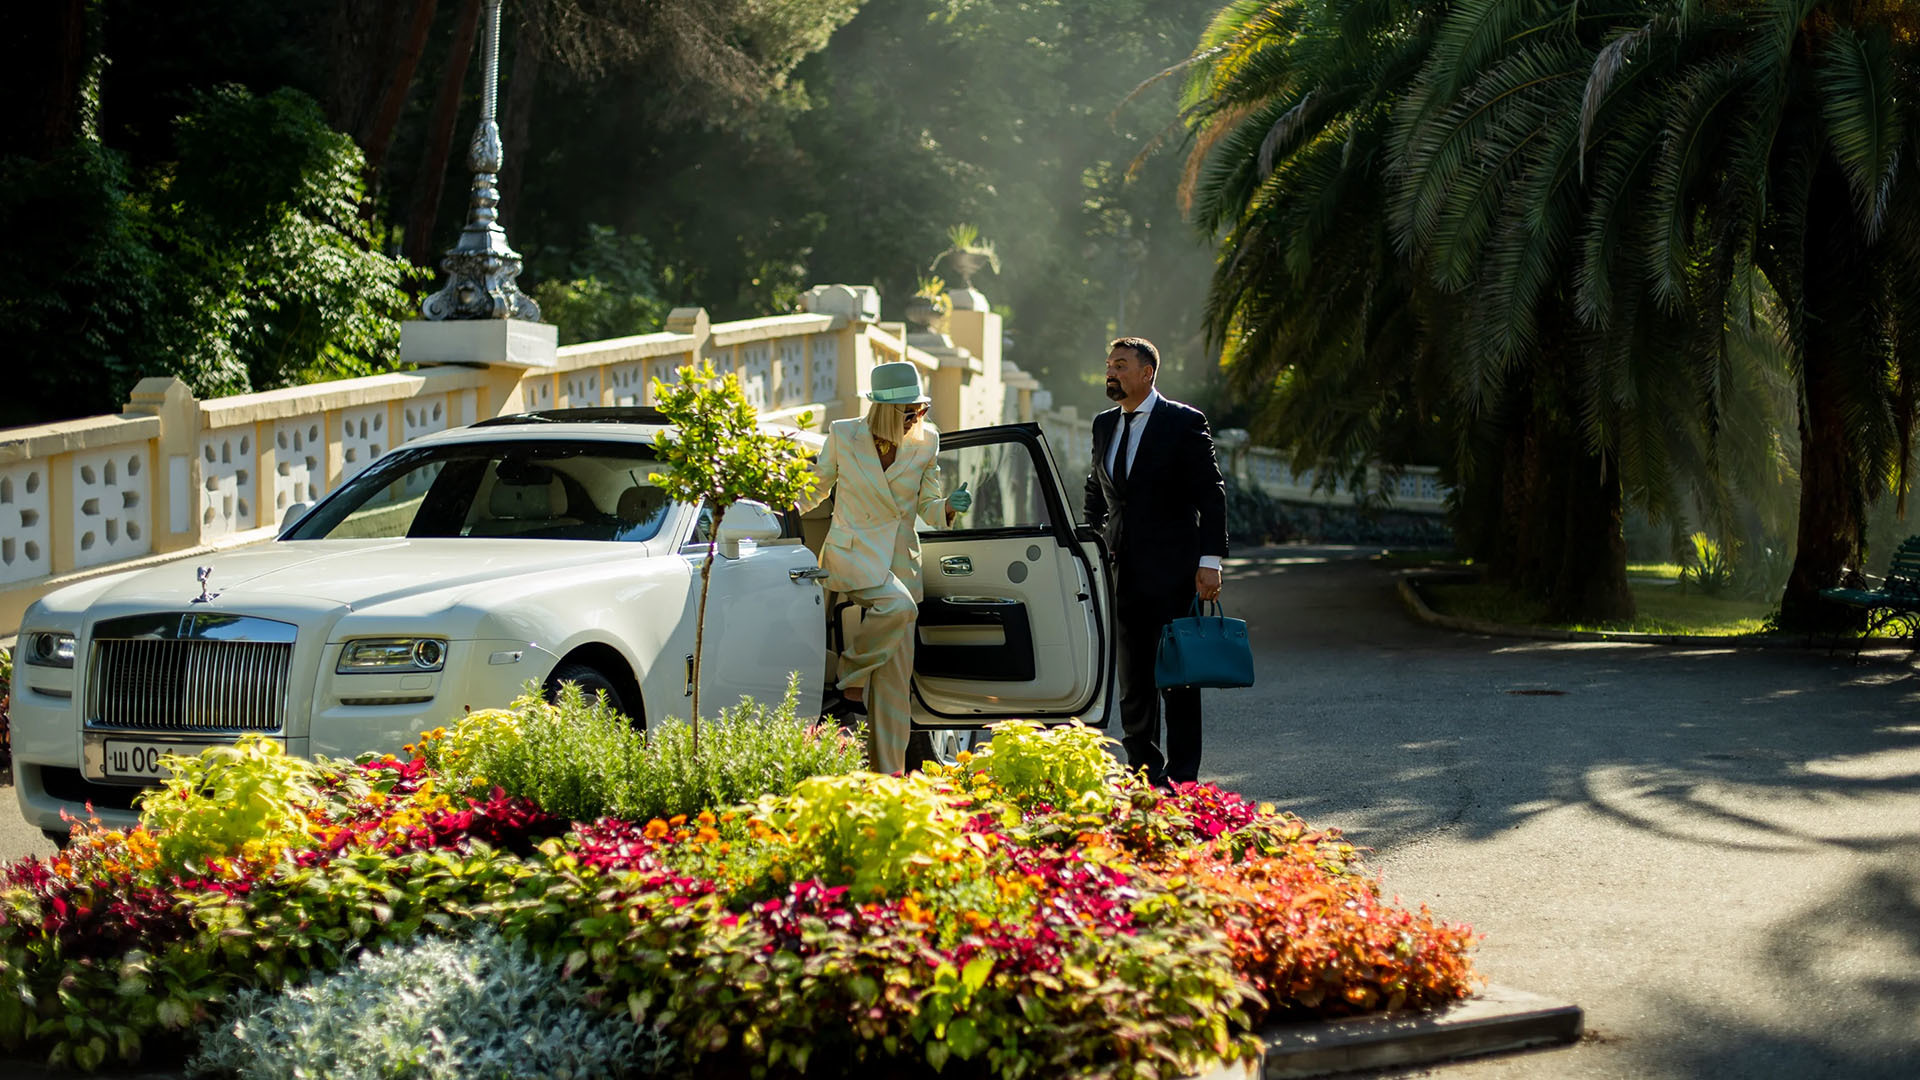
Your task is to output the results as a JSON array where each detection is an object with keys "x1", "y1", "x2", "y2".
[{"x1": 408, "y1": 406, "x2": 824, "y2": 449}]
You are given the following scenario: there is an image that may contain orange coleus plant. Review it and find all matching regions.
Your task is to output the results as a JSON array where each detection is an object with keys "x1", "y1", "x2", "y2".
[{"x1": 1175, "y1": 846, "x2": 1481, "y2": 1020}]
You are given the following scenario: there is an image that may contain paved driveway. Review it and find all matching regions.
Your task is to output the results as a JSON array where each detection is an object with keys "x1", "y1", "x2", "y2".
[
  {"x1": 1200, "y1": 549, "x2": 1920, "y2": 1079},
  {"x1": 2, "y1": 547, "x2": 1916, "y2": 1078}
]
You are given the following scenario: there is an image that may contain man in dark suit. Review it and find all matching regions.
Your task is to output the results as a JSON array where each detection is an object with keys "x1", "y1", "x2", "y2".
[{"x1": 1084, "y1": 336, "x2": 1228, "y2": 786}]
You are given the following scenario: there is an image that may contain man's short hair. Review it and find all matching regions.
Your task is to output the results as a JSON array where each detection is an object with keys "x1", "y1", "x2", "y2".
[{"x1": 1109, "y1": 336, "x2": 1159, "y2": 368}]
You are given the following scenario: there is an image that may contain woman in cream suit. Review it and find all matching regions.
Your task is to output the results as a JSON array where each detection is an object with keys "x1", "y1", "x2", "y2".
[{"x1": 799, "y1": 361, "x2": 971, "y2": 772}]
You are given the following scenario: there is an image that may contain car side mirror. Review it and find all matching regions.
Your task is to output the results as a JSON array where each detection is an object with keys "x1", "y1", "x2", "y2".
[
  {"x1": 716, "y1": 499, "x2": 782, "y2": 559},
  {"x1": 279, "y1": 503, "x2": 311, "y2": 538}
]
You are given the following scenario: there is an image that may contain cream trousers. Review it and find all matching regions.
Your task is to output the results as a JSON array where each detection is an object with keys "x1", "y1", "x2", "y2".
[{"x1": 839, "y1": 575, "x2": 916, "y2": 774}]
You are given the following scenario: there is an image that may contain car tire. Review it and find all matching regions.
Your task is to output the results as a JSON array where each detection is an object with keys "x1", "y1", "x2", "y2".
[
  {"x1": 41, "y1": 829, "x2": 70, "y2": 851},
  {"x1": 545, "y1": 662, "x2": 629, "y2": 718},
  {"x1": 906, "y1": 728, "x2": 983, "y2": 771}
]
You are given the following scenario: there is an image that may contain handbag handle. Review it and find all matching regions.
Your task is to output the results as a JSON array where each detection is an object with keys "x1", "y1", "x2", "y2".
[{"x1": 1188, "y1": 596, "x2": 1225, "y2": 618}]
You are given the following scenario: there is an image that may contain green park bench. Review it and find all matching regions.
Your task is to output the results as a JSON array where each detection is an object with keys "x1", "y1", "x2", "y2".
[{"x1": 1819, "y1": 534, "x2": 1920, "y2": 650}]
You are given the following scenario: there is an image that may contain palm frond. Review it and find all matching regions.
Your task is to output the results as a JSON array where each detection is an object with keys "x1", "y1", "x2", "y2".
[{"x1": 1814, "y1": 24, "x2": 1907, "y2": 241}]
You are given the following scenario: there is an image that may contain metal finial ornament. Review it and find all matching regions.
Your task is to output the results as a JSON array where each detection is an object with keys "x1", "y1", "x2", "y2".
[{"x1": 422, "y1": 0, "x2": 540, "y2": 321}]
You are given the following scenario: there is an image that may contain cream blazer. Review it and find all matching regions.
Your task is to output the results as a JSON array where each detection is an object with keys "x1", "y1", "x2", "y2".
[{"x1": 799, "y1": 417, "x2": 951, "y2": 600}]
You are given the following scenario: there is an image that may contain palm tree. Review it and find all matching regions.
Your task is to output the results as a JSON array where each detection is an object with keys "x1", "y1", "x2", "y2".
[
  {"x1": 1173, "y1": 0, "x2": 1460, "y2": 539},
  {"x1": 1178, "y1": 0, "x2": 1864, "y2": 627},
  {"x1": 1553, "y1": 0, "x2": 1920, "y2": 629},
  {"x1": 1179, "y1": 0, "x2": 1680, "y2": 620}
]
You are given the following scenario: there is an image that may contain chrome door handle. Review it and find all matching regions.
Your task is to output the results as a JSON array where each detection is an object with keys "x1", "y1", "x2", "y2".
[
  {"x1": 941, "y1": 555, "x2": 973, "y2": 576},
  {"x1": 789, "y1": 567, "x2": 830, "y2": 582},
  {"x1": 943, "y1": 595, "x2": 1017, "y2": 606}
]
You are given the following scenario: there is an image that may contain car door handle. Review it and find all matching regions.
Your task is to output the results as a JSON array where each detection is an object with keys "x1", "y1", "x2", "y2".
[
  {"x1": 789, "y1": 567, "x2": 830, "y2": 582},
  {"x1": 943, "y1": 595, "x2": 1017, "y2": 606},
  {"x1": 941, "y1": 556, "x2": 973, "y2": 576}
]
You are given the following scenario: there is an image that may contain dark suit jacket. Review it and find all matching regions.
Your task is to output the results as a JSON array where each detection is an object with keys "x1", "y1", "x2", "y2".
[{"x1": 1084, "y1": 395, "x2": 1229, "y2": 607}]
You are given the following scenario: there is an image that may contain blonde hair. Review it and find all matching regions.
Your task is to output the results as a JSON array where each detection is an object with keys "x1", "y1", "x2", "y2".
[{"x1": 865, "y1": 401, "x2": 926, "y2": 445}]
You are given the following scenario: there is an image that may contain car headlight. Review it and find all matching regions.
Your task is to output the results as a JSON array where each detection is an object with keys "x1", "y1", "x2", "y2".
[
  {"x1": 336, "y1": 637, "x2": 448, "y2": 673},
  {"x1": 24, "y1": 631, "x2": 76, "y2": 669}
]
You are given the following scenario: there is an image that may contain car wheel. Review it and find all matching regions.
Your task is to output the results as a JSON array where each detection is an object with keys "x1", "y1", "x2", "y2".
[
  {"x1": 906, "y1": 728, "x2": 982, "y2": 771},
  {"x1": 545, "y1": 662, "x2": 629, "y2": 718}
]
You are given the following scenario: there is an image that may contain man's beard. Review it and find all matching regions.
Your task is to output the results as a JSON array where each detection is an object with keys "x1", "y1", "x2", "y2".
[{"x1": 1104, "y1": 379, "x2": 1125, "y2": 401}]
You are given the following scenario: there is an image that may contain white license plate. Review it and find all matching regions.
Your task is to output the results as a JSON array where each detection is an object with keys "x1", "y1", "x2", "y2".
[{"x1": 99, "y1": 740, "x2": 185, "y2": 782}]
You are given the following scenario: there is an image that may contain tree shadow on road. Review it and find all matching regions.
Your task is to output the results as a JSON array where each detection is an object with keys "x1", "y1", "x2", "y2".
[
  {"x1": 1607, "y1": 862, "x2": 1920, "y2": 1079},
  {"x1": 1216, "y1": 632, "x2": 1920, "y2": 856}
]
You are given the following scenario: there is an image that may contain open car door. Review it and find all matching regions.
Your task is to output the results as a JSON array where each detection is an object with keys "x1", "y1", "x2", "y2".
[{"x1": 909, "y1": 423, "x2": 1114, "y2": 730}]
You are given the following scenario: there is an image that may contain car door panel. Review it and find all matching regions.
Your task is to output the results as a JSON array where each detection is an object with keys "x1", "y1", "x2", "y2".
[
  {"x1": 916, "y1": 594, "x2": 1034, "y2": 680},
  {"x1": 681, "y1": 507, "x2": 826, "y2": 715},
  {"x1": 911, "y1": 424, "x2": 1113, "y2": 728}
]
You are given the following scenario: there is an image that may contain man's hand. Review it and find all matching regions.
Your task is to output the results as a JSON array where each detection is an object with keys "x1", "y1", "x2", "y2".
[
  {"x1": 1196, "y1": 566, "x2": 1222, "y2": 602},
  {"x1": 948, "y1": 481, "x2": 972, "y2": 514}
]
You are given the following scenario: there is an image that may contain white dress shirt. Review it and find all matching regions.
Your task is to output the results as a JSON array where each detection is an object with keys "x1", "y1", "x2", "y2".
[{"x1": 1106, "y1": 389, "x2": 1222, "y2": 573}]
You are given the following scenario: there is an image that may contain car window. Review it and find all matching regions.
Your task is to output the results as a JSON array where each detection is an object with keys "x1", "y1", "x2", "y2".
[
  {"x1": 924, "y1": 439, "x2": 1051, "y2": 531},
  {"x1": 283, "y1": 440, "x2": 669, "y2": 542}
]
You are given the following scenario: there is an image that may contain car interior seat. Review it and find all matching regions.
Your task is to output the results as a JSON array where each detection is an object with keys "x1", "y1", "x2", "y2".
[{"x1": 469, "y1": 473, "x2": 569, "y2": 536}]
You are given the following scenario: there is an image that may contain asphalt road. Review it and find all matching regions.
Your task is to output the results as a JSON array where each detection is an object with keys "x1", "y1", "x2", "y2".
[{"x1": 3, "y1": 547, "x2": 1916, "y2": 1079}]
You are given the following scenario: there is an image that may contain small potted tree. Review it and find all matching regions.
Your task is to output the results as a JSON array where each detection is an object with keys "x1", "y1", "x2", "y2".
[{"x1": 649, "y1": 362, "x2": 818, "y2": 744}]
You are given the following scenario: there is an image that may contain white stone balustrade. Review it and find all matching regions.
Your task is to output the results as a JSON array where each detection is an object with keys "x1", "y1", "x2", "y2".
[
  {"x1": 0, "y1": 298, "x2": 913, "y2": 636},
  {"x1": 6, "y1": 287, "x2": 1444, "y2": 637},
  {"x1": 0, "y1": 461, "x2": 52, "y2": 586}
]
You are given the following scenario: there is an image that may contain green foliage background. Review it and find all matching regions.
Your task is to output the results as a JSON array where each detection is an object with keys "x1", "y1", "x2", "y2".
[{"x1": 7, "y1": 0, "x2": 1231, "y2": 426}]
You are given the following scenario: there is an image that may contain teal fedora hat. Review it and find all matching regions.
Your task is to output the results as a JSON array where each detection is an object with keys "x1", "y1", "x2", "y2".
[{"x1": 865, "y1": 360, "x2": 932, "y2": 405}]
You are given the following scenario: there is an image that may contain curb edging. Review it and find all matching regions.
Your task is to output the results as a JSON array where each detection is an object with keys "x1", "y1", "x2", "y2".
[
  {"x1": 2, "y1": 986, "x2": 1584, "y2": 1080},
  {"x1": 1191, "y1": 985, "x2": 1584, "y2": 1079}
]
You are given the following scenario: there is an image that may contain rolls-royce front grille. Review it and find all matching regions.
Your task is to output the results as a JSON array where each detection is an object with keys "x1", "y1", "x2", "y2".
[{"x1": 88, "y1": 614, "x2": 297, "y2": 732}]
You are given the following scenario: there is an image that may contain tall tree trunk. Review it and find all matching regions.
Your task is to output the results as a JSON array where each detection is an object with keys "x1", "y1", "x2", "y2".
[
  {"x1": 497, "y1": 10, "x2": 544, "y2": 222},
  {"x1": 17, "y1": 0, "x2": 91, "y2": 159},
  {"x1": 1465, "y1": 377, "x2": 1533, "y2": 587},
  {"x1": 361, "y1": 0, "x2": 440, "y2": 178},
  {"x1": 325, "y1": 0, "x2": 405, "y2": 145},
  {"x1": 1780, "y1": 353, "x2": 1862, "y2": 631},
  {"x1": 1778, "y1": 170, "x2": 1872, "y2": 633},
  {"x1": 405, "y1": 0, "x2": 483, "y2": 267},
  {"x1": 1545, "y1": 444, "x2": 1634, "y2": 623}
]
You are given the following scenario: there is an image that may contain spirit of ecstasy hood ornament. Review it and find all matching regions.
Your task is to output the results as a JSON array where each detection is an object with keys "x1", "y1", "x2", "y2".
[{"x1": 192, "y1": 565, "x2": 220, "y2": 604}]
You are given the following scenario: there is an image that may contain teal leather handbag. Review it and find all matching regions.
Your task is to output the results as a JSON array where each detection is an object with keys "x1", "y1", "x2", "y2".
[{"x1": 1154, "y1": 598, "x2": 1254, "y2": 689}]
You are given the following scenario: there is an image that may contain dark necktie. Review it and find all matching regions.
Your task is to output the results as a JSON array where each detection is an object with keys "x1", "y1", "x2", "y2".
[{"x1": 1112, "y1": 410, "x2": 1139, "y2": 489}]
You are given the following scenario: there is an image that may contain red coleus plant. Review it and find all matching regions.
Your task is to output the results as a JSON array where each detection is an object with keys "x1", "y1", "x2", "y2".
[{"x1": 1172, "y1": 847, "x2": 1482, "y2": 1019}]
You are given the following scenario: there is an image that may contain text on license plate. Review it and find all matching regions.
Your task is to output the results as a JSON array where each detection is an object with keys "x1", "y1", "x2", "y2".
[{"x1": 102, "y1": 741, "x2": 184, "y2": 781}]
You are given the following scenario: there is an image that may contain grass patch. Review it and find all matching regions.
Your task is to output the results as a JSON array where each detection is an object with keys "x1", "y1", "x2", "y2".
[
  {"x1": 1626, "y1": 562, "x2": 1684, "y2": 580},
  {"x1": 1422, "y1": 581, "x2": 1774, "y2": 636}
]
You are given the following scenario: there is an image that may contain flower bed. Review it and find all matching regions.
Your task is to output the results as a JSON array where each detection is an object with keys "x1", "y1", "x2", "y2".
[{"x1": 0, "y1": 687, "x2": 1478, "y2": 1078}]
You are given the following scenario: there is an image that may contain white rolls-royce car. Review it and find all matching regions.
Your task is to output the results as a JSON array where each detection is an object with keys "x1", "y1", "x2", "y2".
[{"x1": 11, "y1": 409, "x2": 1114, "y2": 839}]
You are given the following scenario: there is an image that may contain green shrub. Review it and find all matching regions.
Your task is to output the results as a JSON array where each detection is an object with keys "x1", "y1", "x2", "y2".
[
  {"x1": 420, "y1": 676, "x2": 864, "y2": 822},
  {"x1": 1679, "y1": 531, "x2": 1737, "y2": 596},
  {"x1": 188, "y1": 927, "x2": 673, "y2": 1080},
  {"x1": 753, "y1": 771, "x2": 971, "y2": 899},
  {"x1": 964, "y1": 720, "x2": 1120, "y2": 811},
  {"x1": 529, "y1": 225, "x2": 671, "y2": 347},
  {"x1": 138, "y1": 736, "x2": 331, "y2": 867}
]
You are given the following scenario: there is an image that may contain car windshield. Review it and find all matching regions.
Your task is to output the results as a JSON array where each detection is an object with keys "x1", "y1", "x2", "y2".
[{"x1": 282, "y1": 439, "x2": 673, "y2": 542}]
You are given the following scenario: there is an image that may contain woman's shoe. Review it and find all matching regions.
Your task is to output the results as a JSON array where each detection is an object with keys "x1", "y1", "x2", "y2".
[{"x1": 822, "y1": 691, "x2": 868, "y2": 721}]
